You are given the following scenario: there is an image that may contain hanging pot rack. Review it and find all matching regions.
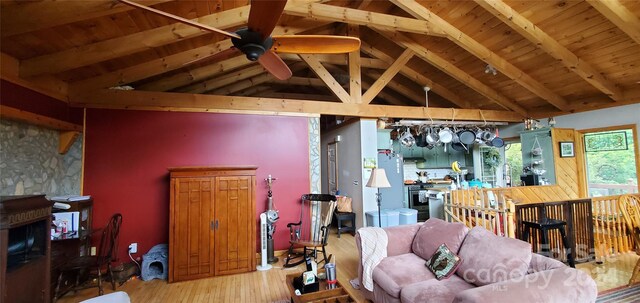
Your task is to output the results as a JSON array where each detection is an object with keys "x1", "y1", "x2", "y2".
[{"x1": 388, "y1": 120, "x2": 508, "y2": 128}]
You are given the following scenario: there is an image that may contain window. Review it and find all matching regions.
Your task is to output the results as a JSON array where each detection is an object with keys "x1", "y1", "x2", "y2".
[
  {"x1": 504, "y1": 141, "x2": 522, "y2": 187},
  {"x1": 583, "y1": 128, "x2": 638, "y2": 196}
]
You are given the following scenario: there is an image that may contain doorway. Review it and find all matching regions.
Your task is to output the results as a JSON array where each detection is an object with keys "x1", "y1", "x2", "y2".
[{"x1": 582, "y1": 126, "x2": 639, "y2": 197}]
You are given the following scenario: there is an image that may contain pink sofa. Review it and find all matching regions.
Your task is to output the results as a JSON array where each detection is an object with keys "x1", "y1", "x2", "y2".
[{"x1": 356, "y1": 218, "x2": 597, "y2": 303}]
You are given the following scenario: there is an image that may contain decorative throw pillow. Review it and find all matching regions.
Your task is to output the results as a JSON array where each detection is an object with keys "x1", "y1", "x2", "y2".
[
  {"x1": 412, "y1": 218, "x2": 469, "y2": 260},
  {"x1": 425, "y1": 243, "x2": 462, "y2": 280},
  {"x1": 336, "y1": 196, "x2": 352, "y2": 213}
]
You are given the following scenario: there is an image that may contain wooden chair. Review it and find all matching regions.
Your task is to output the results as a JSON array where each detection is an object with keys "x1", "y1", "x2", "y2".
[
  {"x1": 283, "y1": 194, "x2": 336, "y2": 268},
  {"x1": 618, "y1": 194, "x2": 640, "y2": 286},
  {"x1": 54, "y1": 213, "x2": 123, "y2": 302}
]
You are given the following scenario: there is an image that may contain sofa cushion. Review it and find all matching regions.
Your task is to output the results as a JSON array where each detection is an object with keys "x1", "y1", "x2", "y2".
[
  {"x1": 426, "y1": 243, "x2": 463, "y2": 280},
  {"x1": 400, "y1": 274, "x2": 474, "y2": 303},
  {"x1": 412, "y1": 218, "x2": 469, "y2": 260},
  {"x1": 456, "y1": 226, "x2": 532, "y2": 286},
  {"x1": 372, "y1": 253, "x2": 435, "y2": 298}
]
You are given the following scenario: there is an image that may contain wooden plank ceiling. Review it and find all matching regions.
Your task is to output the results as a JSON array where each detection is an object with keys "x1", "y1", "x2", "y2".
[{"x1": 1, "y1": 0, "x2": 639, "y2": 121}]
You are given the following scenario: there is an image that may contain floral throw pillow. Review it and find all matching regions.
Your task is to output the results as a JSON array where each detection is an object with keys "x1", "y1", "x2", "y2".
[{"x1": 425, "y1": 243, "x2": 463, "y2": 280}]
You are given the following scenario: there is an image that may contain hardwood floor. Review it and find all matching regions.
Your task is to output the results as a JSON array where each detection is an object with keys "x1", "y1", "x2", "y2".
[
  {"x1": 57, "y1": 228, "x2": 639, "y2": 303},
  {"x1": 576, "y1": 252, "x2": 640, "y2": 292}
]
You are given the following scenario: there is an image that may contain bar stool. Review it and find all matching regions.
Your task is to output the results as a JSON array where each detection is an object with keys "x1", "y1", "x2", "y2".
[
  {"x1": 334, "y1": 211, "x2": 356, "y2": 238},
  {"x1": 521, "y1": 208, "x2": 575, "y2": 268}
]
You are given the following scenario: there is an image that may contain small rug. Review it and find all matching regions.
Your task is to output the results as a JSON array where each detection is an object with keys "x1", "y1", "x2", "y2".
[{"x1": 596, "y1": 283, "x2": 640, "y2": 303}]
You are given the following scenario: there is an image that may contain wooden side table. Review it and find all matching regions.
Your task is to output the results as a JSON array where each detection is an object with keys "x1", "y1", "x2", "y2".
[{"x1": 286, "y1": 272, "x2": 354, "y2": 303}]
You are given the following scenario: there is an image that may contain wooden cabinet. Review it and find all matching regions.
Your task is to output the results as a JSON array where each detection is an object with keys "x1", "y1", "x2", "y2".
[
  {"x1": 168, "y1": 166, "x2": 256, "y2": 283},
  {"x1": 1, "y1": 195, "x2": 53, "y2": 303}
]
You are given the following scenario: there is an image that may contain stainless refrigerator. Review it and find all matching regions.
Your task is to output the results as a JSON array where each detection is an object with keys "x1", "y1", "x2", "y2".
[{"x1": 377, "y1": 153, "x2": 405, "y2": 209}]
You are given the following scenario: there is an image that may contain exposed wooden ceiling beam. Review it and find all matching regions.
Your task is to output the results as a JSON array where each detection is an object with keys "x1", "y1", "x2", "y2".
[
  {"x1": 320, "y1": 62, "x2": 406, "y2": 106},
  {"x1": 362, "y1": 49, "x2": 414, "y2": 104},
  {"x1": 360, "y1": 78, "x2": 405, "y2": 106},
  {"x1": 372, "y1": 28, "x2": 528, "y2": 115},
  {"x1": 348, "y1": 24, "x2": 363, "y2": 104},
  {"x1": 209, "y1": 73, "x2": 275, "y2": 96},
  {"x1": 138, "y1": 55, "x2": 248, "y2": 92},
  {"x1": 390, "y1": 0, "x2": 571, "y2": 112},
  {"x1": 256, "y1": 92, "x2": 339, "y2": 102},
  {"x1": 1, "y1": 0, "x2": 173, "y2": 37},
  {"x1": 476, "y1": 0, "x2": 623, "y2": 101},
  {"x1": 236, "y1": 85, "x2": 274, "y2": 97},
  {"x1": 283, "y1": 2, "x2": 446, "y2": 37},
  {"x1": 299, "y1": 54, "x2": 352, "y2": 103},
  {"x1": 209, "y1": 63, "x2": 307, "y2": 96},
  {"x1": 20, "y1": 6, "x2": 250, "y2": 77},
  {"x1": 587, "y1": 0, "x2": 640, "y2": 45},
  {"x1": 71, "y1": 89, "x2": 524, "y2": 121},
  {"x1": 279, "y1": 53, "x2": 387, "y2": 69},
  {"x1": 267, "y1": 76, "x2": 325, "y2": 87},
  {"x1": 366, "y1": 70, "x2": 424, "y2": 106},
  {"x1": 70, "y1": 20, "x2": 329, "y2": 93},
  {"x1": 179, "y1": 65, "x2": 267, "y2": 94},
  {"x1": 359, "y1": 42, "x2": 471, "y2": 109},
  {"x1": 1, "y1": 53, "x2": 68, "y2": 102}
]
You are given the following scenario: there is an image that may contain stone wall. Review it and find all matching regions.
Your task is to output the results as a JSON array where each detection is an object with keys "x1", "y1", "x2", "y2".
[
  {"x1": 309, "y1": 117, "x2": 321, "y2": 193},
  {"x1": 0, "y1": 119, "x2": 82, "y2": 196}
]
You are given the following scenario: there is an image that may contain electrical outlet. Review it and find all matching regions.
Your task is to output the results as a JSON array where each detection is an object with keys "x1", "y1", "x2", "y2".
[
  {"x1": 90, "y1": 246, "x2": 97, "y2": 256},
  {"x1": 129, "y1": 243, "x2": 138, "y2": 254}
]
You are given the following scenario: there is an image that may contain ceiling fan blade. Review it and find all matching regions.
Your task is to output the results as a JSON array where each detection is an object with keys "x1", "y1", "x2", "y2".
[
  {"x1": 271, "y1": 35, "x2": 361, "y2": 54},
  {"x1": 248, "y1": 0, "x2": 287, "y2": 41},
  {"x1": 258, "y1": 51, "x2": 292, "y2": 81},
  {"x1": 118, "y1": 0, "x2": 240, "y2": 39}
]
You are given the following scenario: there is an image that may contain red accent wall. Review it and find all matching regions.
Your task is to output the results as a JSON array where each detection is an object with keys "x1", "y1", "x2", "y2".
[{"x1": 83, "y1": 109, "x2": 310, "y2": 262}]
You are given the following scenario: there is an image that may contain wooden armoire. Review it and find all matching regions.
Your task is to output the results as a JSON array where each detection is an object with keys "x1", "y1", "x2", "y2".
[{"x1": 168, "y1": 166, "x2": 257, "y2": 283}]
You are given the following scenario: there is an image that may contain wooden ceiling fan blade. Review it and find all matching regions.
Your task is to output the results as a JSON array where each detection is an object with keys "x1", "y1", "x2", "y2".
[
  {"x1": 271, "y1": 35, "x2": 361, "y2": 54},
  {"x1": 258, "y1": 51, "x2": 292, "y2": 81},
  {"x1": 248, "y1": 0, "x2": 287, "y2": 41},
  {"x1": 118, "y1": 0, "x2": 240, "y2": 39}
]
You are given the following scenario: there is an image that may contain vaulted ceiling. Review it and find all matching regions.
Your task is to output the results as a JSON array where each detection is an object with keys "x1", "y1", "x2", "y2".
[{"x1": 1, "y1": 0, "x2": 639, "y2": 122}]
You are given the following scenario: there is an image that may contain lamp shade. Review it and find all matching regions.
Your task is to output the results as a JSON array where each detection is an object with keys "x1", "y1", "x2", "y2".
[{"x1": 366, "y1": 168, "x2": 391, "y2": 188}]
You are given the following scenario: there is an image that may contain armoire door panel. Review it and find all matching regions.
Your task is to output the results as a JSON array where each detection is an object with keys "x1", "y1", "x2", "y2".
[
  {"x1": 173, "y1": 178, "x2": 215, "y2": 281},
  {"x1": 215, "y1": 176, "x2": 253, "y2": 275}
]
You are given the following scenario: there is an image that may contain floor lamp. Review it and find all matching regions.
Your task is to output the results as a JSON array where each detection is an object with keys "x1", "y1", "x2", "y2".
[{"x1": 366, "y1": 168, "x2": 391, "y2": 227}]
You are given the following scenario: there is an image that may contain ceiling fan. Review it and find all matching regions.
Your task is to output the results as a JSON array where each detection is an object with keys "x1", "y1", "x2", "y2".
[{"x1": 119, "y1": 0, "x2": 361, "y2": 80}]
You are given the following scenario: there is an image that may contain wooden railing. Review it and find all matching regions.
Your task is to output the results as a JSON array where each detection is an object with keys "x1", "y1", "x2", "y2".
[
  {"x1": 444, "y1": 189, "x2": 516, "y2": 238},
  {"x1": 448, "y1": 189, "x2": 640, "y2": 261},
  {"x1": 514, "y1": 199, "x2": 594, "y2": 263},
  {"x1": 592, "y1": 194, "x2": 638, "y2": 260},
  {"x1": 589, "y1": 182, "x2": 638, "y2": 196}
]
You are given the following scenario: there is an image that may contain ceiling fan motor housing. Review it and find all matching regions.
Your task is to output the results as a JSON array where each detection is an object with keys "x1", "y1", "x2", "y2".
[{"x1": 232, "y1": 28, "x2": 274, "y2": 61}]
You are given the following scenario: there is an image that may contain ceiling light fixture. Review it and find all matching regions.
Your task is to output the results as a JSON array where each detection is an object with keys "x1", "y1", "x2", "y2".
[
  {"x1": 485, "y1": 64, "x2": 497, "y2": 76},
  {"x1": 423, "y1": 86, "x2": 431, "y2": 108}
]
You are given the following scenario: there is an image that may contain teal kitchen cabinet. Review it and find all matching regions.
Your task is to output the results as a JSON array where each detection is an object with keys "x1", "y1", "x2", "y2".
[
  {"x1": 377, "y1": 129, "x2": 393, "y2": 150},
  {"x1": 401, "y1": 145, "x2": 425, "y2": 159}
]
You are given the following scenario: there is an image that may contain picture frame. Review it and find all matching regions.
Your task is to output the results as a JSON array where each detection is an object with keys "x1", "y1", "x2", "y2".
[
  {"x1": 363, "y1": 157, "x2": 377, "y2": 168},
  {"x1": 559, "y1": 141, "x2": 575, "y2": 158}
]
